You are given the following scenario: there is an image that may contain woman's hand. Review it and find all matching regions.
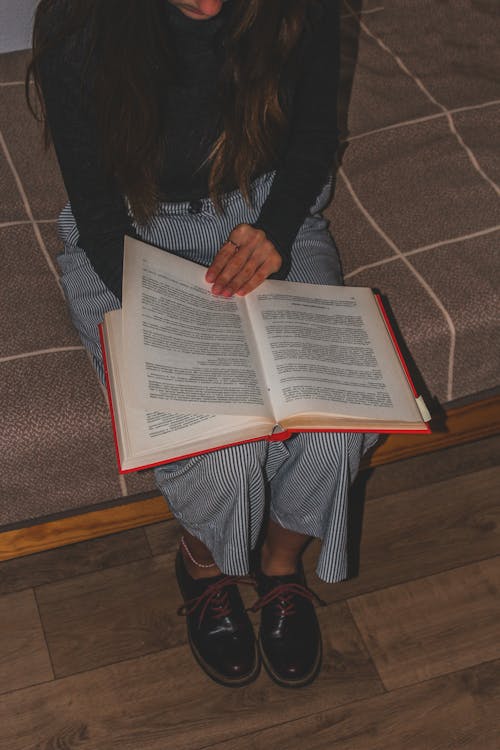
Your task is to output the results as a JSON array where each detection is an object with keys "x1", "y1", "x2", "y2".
[{"x1": 205, "y1": 224, "x2": 282, "y2": 297}]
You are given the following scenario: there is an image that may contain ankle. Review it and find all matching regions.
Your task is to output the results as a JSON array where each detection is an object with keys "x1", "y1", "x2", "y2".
[
  {"x1": 260, "y1": 542, "x2": 299, "y2": 577},
  {"x1": 180, "y1": 536, "x2": 222, "y2": 580}
]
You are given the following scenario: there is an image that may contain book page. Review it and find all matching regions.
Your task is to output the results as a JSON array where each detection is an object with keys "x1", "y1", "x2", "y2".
[
  {"x1": 245, "y1": 280, "x2": 422, "y2": 424},
  {"x1": 121, "y1": 237, "x2": 270, "y2": 417},
  {"x1": 103, "y1": 310, "x2": 274, "y2": 469}
]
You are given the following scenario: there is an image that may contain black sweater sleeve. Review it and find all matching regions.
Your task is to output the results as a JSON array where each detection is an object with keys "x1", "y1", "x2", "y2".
[
  {"x1": 253, "y1": 0, "x2": 340, "y2": 279},
  {"x1": 39, "y1": 32, "x2": 135, "y2": 301}
]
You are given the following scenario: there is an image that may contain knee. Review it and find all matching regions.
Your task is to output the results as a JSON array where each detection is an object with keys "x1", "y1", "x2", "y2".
[
  {"x1": 290, "y1": 431, "x2": 365, "y2": 476},
  {"x1": 154, "y1": 442, "x2": 268, "y2": 525}
]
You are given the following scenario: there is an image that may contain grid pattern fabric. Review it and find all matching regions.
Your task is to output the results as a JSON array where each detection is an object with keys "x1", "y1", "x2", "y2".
[{"x1": 327, "y1": 0, "x2": 500, "y2": 403}]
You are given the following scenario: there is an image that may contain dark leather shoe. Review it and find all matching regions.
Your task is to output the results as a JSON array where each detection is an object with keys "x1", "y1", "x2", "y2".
[
  {"x1": 175, "y1": 550, "x2": 260, "y2": 687},
  {"x1": 251, "y1": 568, "x2": 324, "y2": 688}
]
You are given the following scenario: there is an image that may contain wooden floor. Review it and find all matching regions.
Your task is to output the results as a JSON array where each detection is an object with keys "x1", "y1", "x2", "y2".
[{"x1": 1, "y1": 436, "x2": 499, "y2": 749}]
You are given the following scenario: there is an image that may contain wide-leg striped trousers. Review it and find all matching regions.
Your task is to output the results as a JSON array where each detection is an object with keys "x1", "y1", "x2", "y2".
[{"x1": 57, "y1": 172, "x2": 379, "y2": 583}]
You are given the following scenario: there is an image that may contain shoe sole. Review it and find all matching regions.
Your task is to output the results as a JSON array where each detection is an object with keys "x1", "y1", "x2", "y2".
[
  {"x1": 258, "y1": 634, "x2": 322, "y2": 689},
  {"x1": 188, "y1": 631, "x2": 261, "y2": 688}
]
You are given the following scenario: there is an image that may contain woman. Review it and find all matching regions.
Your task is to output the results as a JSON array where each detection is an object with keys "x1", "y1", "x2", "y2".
[{"x1": 28, "y1": 0, "x2": 377, "y2": 689}]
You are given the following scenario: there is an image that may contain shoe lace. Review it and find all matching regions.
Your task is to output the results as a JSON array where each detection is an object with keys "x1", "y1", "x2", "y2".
[
  {"x1": 249, "y1": 582, "x2": 326, "y2": 617},
  {"x1": 178, "y1": 576, "x2": 255, "y2": 628}
]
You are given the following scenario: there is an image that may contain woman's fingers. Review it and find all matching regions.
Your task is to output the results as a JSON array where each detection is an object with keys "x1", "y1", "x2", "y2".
[
  {"x1": 235, "y1": 259, "x2": 278, "y2": 296},
  {"x1": 205, "y1": 224, "x2": 282, "y2": 296},
  {"x1": 211, "y1": 243, "x2": 280, "y2": 296},
  {"x1": 205, "y1": 240, "x2": 247, "y2": 285},
  {"x1": 224, "y1": 249, "x2": 280, "y2": 296}
]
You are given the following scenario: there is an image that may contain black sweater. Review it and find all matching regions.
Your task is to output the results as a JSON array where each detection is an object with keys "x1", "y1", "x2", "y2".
[{"x1": 40, "y1": 0, "x2": 340, "y2": 300}]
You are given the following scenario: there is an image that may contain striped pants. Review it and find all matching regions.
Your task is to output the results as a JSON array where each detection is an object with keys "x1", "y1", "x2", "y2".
[{"x1": 57, "y1": 172, "x2": 379, "y2": 583}]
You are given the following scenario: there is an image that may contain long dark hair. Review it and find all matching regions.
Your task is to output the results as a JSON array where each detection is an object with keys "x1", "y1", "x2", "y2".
[{"x1": 26, "y1": 0, "x2": 311, "y2": 221}]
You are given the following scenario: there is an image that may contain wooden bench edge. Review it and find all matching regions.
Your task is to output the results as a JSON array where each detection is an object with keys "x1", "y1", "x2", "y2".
[{"x1": 1, "y1": 394, "x2": 498, "y2": 561}]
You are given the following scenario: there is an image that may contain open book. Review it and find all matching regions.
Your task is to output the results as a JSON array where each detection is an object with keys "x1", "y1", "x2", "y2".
[{"x1": 99, "y1": 236, "x2": 431, "y2": 472}]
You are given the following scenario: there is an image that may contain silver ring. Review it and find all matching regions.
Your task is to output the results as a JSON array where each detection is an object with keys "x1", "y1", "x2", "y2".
[{"x1": 227, "y1": 239, "x2": 240, "y2": 251}]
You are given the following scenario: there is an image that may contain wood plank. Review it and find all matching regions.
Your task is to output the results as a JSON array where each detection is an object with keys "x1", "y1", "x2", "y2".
[
  {"x1": 0, "y1": 603, "x2": 383, "y2": 750},
  {"x1": 0, "y1": 589, "x2": 53, "y2": 695},
  {"x1": 347, "y1": 557, "x2": 500, "y2": 691},
  {"x1": 35, "y1": 554, "x2": 183, "y2": 678},
  {"x1": 144, "y1": 516, "x2": 182, "y2": 556},
  {"x1": 304, "y1": 465, "x2": 500, "y2": 604},
  {"x1": 209, "y1": 659, "x2": 500, "y2": 750},
  {"x1": 0, "y1": 395, "x2": 498, "y2": 562},
  {"x1": 0, "y1": 528, "x2": 152, "y2": 596}
]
